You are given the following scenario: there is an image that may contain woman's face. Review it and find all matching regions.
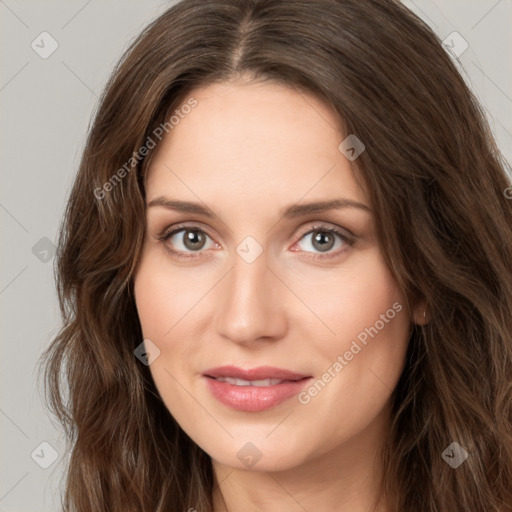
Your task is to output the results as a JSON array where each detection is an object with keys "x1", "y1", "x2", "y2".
[{"x1": 134, "y1": 79, "x2": 416, "y2": 472}]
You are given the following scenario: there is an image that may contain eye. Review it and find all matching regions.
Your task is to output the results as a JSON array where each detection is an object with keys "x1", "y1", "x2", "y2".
[
  {"x1": 157, "y1": 222, "x2": 354, "y2": 262},
  {"x1": 293, "y1": 224, "x2": 354, "y2": 260},
  {"x1": 158, "y1": 225, "x2": 218, "y2": 258}
]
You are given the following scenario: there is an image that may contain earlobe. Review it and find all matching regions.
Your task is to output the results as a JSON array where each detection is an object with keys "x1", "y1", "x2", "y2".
[{"x1": 414, "y1": 305, "x2": 429, "y2": 325}]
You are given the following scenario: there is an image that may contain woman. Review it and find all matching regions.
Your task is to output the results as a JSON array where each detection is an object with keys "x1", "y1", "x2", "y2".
[{"x1": 40, "y1": 0, "x2": 512, "y2": 510}]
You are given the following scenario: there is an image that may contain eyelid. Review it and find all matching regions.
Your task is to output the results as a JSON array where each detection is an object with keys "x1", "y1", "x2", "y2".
[
  {"x1": 157, "y1": 221, "x2": 216, "y2": 242},
  {"x1": 294, "y1": 221, "x2": 355, "y2": 240}
]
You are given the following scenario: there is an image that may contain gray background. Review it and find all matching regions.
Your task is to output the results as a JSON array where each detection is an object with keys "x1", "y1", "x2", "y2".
[{"x1": 1, "y1": 1, "x2": 511, "y2": 510}]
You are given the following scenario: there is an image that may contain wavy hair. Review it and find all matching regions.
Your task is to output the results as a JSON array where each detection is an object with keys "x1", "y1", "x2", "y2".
[{"x1": 39, "y1": 0, "x2": 512, "y2": 510}]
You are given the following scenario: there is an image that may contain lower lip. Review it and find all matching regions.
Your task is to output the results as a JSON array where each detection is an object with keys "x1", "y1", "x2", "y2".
[{"x1": 204, "y1": 377, "x2": 311, "y2": 412}]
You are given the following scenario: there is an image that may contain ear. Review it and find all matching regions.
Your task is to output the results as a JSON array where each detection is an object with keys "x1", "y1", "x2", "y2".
[{"x1": 413, "y1": 301, "x2": 429, "y2": 325}]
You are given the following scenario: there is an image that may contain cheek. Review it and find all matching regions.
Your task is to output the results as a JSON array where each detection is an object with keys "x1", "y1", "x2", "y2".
[
  {"x1": 292, "y1": 249, "x2": 411, "y2": 430},
  {"x1": 133, "y1": 248, "x2": 211, "y2": 339},
  {"x1": 334, "y1": 250, "x2": 411, "y2": 378},
  {"x1": 289, "y1": 247, "x2": 409, "y2": 349},
  {"x1": 133, "y1": 254, "x2": 201, "y2": 421}
]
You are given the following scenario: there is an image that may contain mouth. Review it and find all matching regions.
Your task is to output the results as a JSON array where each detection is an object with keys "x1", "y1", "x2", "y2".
[
  {"x1": 202, "y1": 365, "x2": 312, "y2": 412},
  {"x1": 207, "y1": 376, "x2": 292, "y2": 386}
]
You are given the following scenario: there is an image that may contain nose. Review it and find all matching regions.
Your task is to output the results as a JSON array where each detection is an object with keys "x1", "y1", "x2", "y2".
[{"x1": 215, "y1": 250, "x2": 288, "y2": 346}]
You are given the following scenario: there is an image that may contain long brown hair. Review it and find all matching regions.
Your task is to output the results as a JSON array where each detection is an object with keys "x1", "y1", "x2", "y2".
[{"x1": 39, "y1": 0, "x2": 512, "y2": 510}]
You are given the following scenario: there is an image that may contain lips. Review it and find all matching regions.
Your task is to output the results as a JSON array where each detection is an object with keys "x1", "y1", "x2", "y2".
[{"x1": 202, "y1": 365, "x2": 312, "y2": 412}]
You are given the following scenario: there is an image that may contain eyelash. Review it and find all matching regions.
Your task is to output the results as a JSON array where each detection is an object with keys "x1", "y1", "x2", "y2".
[{"x1": 157, "y1": 223, "x2": 355, "y2": 262}]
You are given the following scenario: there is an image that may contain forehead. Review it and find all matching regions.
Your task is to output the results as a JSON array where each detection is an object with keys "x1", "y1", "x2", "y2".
[{"x1": 146, "y1": 80, "x2": 367, "y2": 210}]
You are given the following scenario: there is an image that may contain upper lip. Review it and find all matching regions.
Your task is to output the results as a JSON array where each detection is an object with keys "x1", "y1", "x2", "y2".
[{"x1": 203, "y1": 365, "x2": 310, "y2": 381}]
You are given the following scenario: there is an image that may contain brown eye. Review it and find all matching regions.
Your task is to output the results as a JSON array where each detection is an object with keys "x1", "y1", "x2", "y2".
[{"x1": 181, "y1": 229, "x2": 207, "y2": 251}]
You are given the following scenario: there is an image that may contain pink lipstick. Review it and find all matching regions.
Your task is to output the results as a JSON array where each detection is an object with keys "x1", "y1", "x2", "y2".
[{"x1": 202, "y1": 365, "x2": 312, "y2": 412}]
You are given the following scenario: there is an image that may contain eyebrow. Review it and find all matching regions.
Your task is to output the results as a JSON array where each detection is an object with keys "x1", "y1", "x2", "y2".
[{"x1": 147, "y1": 197, "x2": 371, "y2": 217}]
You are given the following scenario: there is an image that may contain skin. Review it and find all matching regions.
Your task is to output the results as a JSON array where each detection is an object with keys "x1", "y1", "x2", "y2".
[{"x1": 133, "y1": 76, "x2": 427, "y2": 512}]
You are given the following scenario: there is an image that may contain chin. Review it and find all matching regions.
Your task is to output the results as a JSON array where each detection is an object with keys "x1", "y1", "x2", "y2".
[
  {"x1": 220, "y1": 451, "x2": 302, "y2": 473},
  {"x1": 201, "y1": 433, "x2": 312, "y2": 473}
]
